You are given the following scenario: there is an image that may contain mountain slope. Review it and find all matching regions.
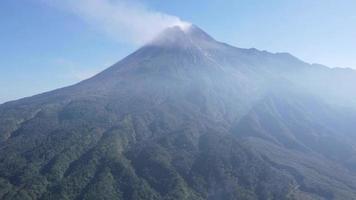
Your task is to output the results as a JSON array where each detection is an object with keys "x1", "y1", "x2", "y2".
[{"x1": 0, "y1": 25, "x2": 356, "y2": 200}]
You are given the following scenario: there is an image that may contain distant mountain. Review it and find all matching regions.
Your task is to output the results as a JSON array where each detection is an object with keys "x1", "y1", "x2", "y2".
[{"x1": 1, "y1": 25, "x2": 356, "y2": 200}]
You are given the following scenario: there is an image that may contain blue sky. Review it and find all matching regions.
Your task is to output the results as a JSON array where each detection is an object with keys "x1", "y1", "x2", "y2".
[{"x1": 1, "y1": 0, "x2": 356, "y2": 103}]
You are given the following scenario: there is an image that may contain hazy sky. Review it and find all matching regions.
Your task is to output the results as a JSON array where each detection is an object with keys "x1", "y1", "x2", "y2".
[{"x1": 1, "y1": 0, "x2": 356, "y2": 103}]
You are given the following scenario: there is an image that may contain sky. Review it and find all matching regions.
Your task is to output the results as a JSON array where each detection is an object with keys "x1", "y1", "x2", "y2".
[{"x1": 1, "y1": 0, "x2": 356, "y2": 103}]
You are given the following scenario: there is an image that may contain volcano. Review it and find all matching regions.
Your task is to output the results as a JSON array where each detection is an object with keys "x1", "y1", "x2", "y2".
[{"x1": 1, "y1": 25, "x2": 356, "y2": 200}]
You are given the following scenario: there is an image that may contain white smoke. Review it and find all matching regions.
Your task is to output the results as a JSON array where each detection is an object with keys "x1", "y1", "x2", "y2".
[{"x1": 46, "y1": 0, "x2": 190, "y2": 44}]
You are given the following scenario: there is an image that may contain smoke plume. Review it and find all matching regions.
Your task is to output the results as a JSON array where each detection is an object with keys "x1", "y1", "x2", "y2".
[{"x1": 47, "y1": 0, "x2": 190, "y2": 44}]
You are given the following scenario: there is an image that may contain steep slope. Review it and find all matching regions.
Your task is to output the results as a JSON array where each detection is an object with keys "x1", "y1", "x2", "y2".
[{"x1": 0, "y1": 25, "x2": 356, "y2": 200}]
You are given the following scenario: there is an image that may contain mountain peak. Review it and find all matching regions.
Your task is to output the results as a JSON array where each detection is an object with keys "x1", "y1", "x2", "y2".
[
  {"x1": 146, "y1": 24, "x2": 216, "y2": 48},
  {"x1": 173, "y1": 22, "x2": 193, "y2": 33},
  {"x1": 182, "y1": 24, "x2": 215, "y2": 41}
]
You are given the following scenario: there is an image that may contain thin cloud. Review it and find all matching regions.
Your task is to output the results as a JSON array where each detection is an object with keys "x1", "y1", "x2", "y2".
[{"x1": 46, "y1": 0, "x2": 190, "y2": 45}]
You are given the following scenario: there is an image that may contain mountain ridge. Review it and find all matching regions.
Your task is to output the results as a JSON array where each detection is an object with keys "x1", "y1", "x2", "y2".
[{"x1": 1, "y1": 24, "x2": 354, "y2": 106}]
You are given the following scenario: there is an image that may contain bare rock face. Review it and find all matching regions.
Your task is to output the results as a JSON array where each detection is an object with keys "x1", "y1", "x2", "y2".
[{"x1": 1, "y1": 25, "x2": 356, "y2": 200}]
